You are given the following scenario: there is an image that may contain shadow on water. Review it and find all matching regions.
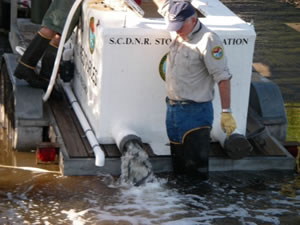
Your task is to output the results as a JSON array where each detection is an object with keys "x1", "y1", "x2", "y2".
[{"x1": 1, "y1": 1, "x2": 300, "y2": 224}]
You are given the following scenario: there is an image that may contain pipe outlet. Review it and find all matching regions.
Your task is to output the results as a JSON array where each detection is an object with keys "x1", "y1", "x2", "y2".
[
  {"x1": 224, "y1": 133, "x2": 253, "y2": 159},
  {"x1": 112, "y1": 124, "x2": 143, "y2": 154}
]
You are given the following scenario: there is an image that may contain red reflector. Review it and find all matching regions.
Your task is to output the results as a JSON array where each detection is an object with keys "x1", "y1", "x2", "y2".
[
  {"x1": 37, "y1": 148, "x2": 57, "y2": 162},
  {"x1": 134, "y1": 0, "x2": 142, "y2": 5},
  {"x1": 285, "y1": 146, "x2": 299, "y2": 158}
]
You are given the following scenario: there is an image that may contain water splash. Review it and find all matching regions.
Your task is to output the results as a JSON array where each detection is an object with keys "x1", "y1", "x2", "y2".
[{"x1": 120, "y1": 141, "x2": 154, "y2": 186}]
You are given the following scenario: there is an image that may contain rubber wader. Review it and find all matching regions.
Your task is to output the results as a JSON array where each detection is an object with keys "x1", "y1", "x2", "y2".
[
  {"x1": 14, "y1": 33, "x2": 51, "y2": 89},
  {"x1": 183, "y1": 128, "x2": 210, "y2": 180},
  {"x1": 40, "y1": 44, "x2": 58, "y2": 79},
  {"x1": 171, "y1": 128, "x2": 211, "y2": 180},
  {"x1": 170, "y1": 143, "x2": 185, "y2": 175}
]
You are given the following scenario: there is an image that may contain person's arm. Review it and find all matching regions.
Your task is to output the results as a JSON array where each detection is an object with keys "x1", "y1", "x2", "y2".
[
  {"x1": 218, "y1": 79, "x2": 230, "y2": 110},
  {"x1": 218, "y1": 79, "x2": 236, "y2": 136},
  {"x1": 201, "y1": 32, "x2": 236, "y2": 136}
]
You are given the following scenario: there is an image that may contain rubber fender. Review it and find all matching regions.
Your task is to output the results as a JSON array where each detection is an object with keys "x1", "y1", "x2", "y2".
[{"x1": 249, "y1": 76, "x2": 287, "y2": 125}]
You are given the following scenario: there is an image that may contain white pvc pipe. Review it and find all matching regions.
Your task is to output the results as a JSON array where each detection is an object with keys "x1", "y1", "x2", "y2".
[
  {"x1": 112, "y1": 123, "x2": 140, "y2": 150},
  {"x1": 43, "y1": 0, "x2": 83, "y2": 102},
  {"x1": 62, "y1": 83, "x2": 105, "y2": 167}
]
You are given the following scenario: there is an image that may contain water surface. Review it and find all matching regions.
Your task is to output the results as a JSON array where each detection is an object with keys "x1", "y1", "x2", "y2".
[{"x1": 1, "y1": 1, "x2": 300, "y2": 224}]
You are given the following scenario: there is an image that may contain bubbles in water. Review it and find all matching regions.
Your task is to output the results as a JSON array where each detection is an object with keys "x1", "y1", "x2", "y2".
[
  {"x1": 120, "y1": 141, "x2": 154, "y2": 186},
  {"x1": 1, "y1": 169, "x2": 300, "y2": 225}
]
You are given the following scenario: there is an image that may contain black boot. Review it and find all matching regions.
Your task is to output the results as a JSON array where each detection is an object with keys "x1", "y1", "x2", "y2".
[
  {"x1": 170, "y1": 143, "x2": 185, "y2": 175},
  {"x1": 40, "y1": 44, "x2": 58, "y2": 80},
  {"x1": 183, "y1": 128, "x2": 211, "y2": 181},
  {"x1": 40, "y1": 44, "x2": 64, "y2": 99},
  {"x1": 14, "y1": 32, "x2": 51, "y2": 89}
]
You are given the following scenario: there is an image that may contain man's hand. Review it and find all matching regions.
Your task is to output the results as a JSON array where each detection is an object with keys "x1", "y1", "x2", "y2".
[{"x1": 220, "y1": 112, "x2": 236, "y2": 136}]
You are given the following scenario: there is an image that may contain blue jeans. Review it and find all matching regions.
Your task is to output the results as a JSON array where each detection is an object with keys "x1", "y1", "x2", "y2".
[{"x1": 166, "y1": 98, "x2": 213, "y2": 144}]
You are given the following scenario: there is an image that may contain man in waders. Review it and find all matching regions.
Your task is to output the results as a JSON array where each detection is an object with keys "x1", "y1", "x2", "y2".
[
  {"x1": 14, "y1": 0, "x2": 80, "y2": 89},
  {"x1": 153, "y1": 0, "x2": 237, "y2": 180}
]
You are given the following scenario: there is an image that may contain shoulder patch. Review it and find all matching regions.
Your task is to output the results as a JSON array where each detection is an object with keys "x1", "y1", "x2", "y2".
[{"x1": 211, "y1": 46, "x2": 224, "y2": 60}]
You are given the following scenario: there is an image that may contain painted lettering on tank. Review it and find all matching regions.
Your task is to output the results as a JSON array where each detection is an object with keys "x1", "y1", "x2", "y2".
[
  {"x1": 223, "y1": 38, "x2": 249, "y2": 45},
  {"x1": 79, "y1": 46, "x2": 98, "y2": 87},
  {"x1": 108, "y1": 37, "x2": 171, "y2": 46},
  {"x1": 109, "y1": 37, "x2": 152, "y2": 45},
  {"x1": 155, "y1": 38, "x2": 172, "y2": 45}
]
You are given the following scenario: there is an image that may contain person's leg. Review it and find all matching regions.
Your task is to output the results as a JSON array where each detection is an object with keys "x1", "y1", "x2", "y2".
[
  {"x1": 14, "y1": 27, "x2": 56, "y2": 88},
  {"x1": 166, "y1": 100, "x2": 212, "y2": 178},
  {"x1": 165, "y1": 100, "x2": 186, "y2": 175},
  {"x1": 14, "y1": 0, "x2": 78, "y2": 89},
  {"x1": 40, "y1": 34, "x2": 60, "y2": 79},
  {"x1": 38, "y1": 0, "x2": 80, "y2": 83},
  {"x1": 42, "y1": 0, "x2": 80, "y2": 39},
  {"x1": 40, "y1": 27, "x2": 57, "y2": 38},
  {"x1": 183, "y1": 128, "x2": 211, "y2": 180},
  {"x1": 170, "y1": 143, "x2": 185, "y2": 175}
]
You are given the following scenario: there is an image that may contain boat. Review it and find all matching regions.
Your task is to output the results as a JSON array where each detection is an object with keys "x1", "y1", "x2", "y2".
[{"x1": 0, "y1": 0, "x2": 296, "y2": 175}]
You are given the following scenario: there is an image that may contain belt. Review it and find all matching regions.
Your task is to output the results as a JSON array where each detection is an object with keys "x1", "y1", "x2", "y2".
[{"x1": 166, "y1": 97, "x2": 196, "y2": 105}]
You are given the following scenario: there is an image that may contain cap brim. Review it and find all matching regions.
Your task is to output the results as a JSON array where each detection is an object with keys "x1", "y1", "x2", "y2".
[{"x1": 167, "y1": 21, "x2": 184, "y2": 31}]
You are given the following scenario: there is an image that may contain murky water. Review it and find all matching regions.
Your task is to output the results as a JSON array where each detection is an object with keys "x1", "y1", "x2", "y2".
[
  {"x1": 1, "y1": 0, "x2": 300, "y2": 224},
  {"x1": 1, "y1": 167, "x2": 300, "y2": 224},
  {"x1": 0, "y1": 116, "x2": 300, "y2": 225}
]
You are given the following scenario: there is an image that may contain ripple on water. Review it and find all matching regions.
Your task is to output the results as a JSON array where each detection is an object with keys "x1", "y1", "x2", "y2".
[{"x1": 0, "y1": 168, "x2": 300, "y2": 225}]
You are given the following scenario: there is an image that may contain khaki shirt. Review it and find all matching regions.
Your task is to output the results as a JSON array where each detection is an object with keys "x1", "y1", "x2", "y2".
[{"x1": 159, "y1": 0, "x2": 232, "y2": 102}]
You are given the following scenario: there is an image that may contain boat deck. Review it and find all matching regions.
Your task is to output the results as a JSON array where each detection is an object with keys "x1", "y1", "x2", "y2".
[{"x1": 5, "y1": 13, "x2": 296, "y2": 176}]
